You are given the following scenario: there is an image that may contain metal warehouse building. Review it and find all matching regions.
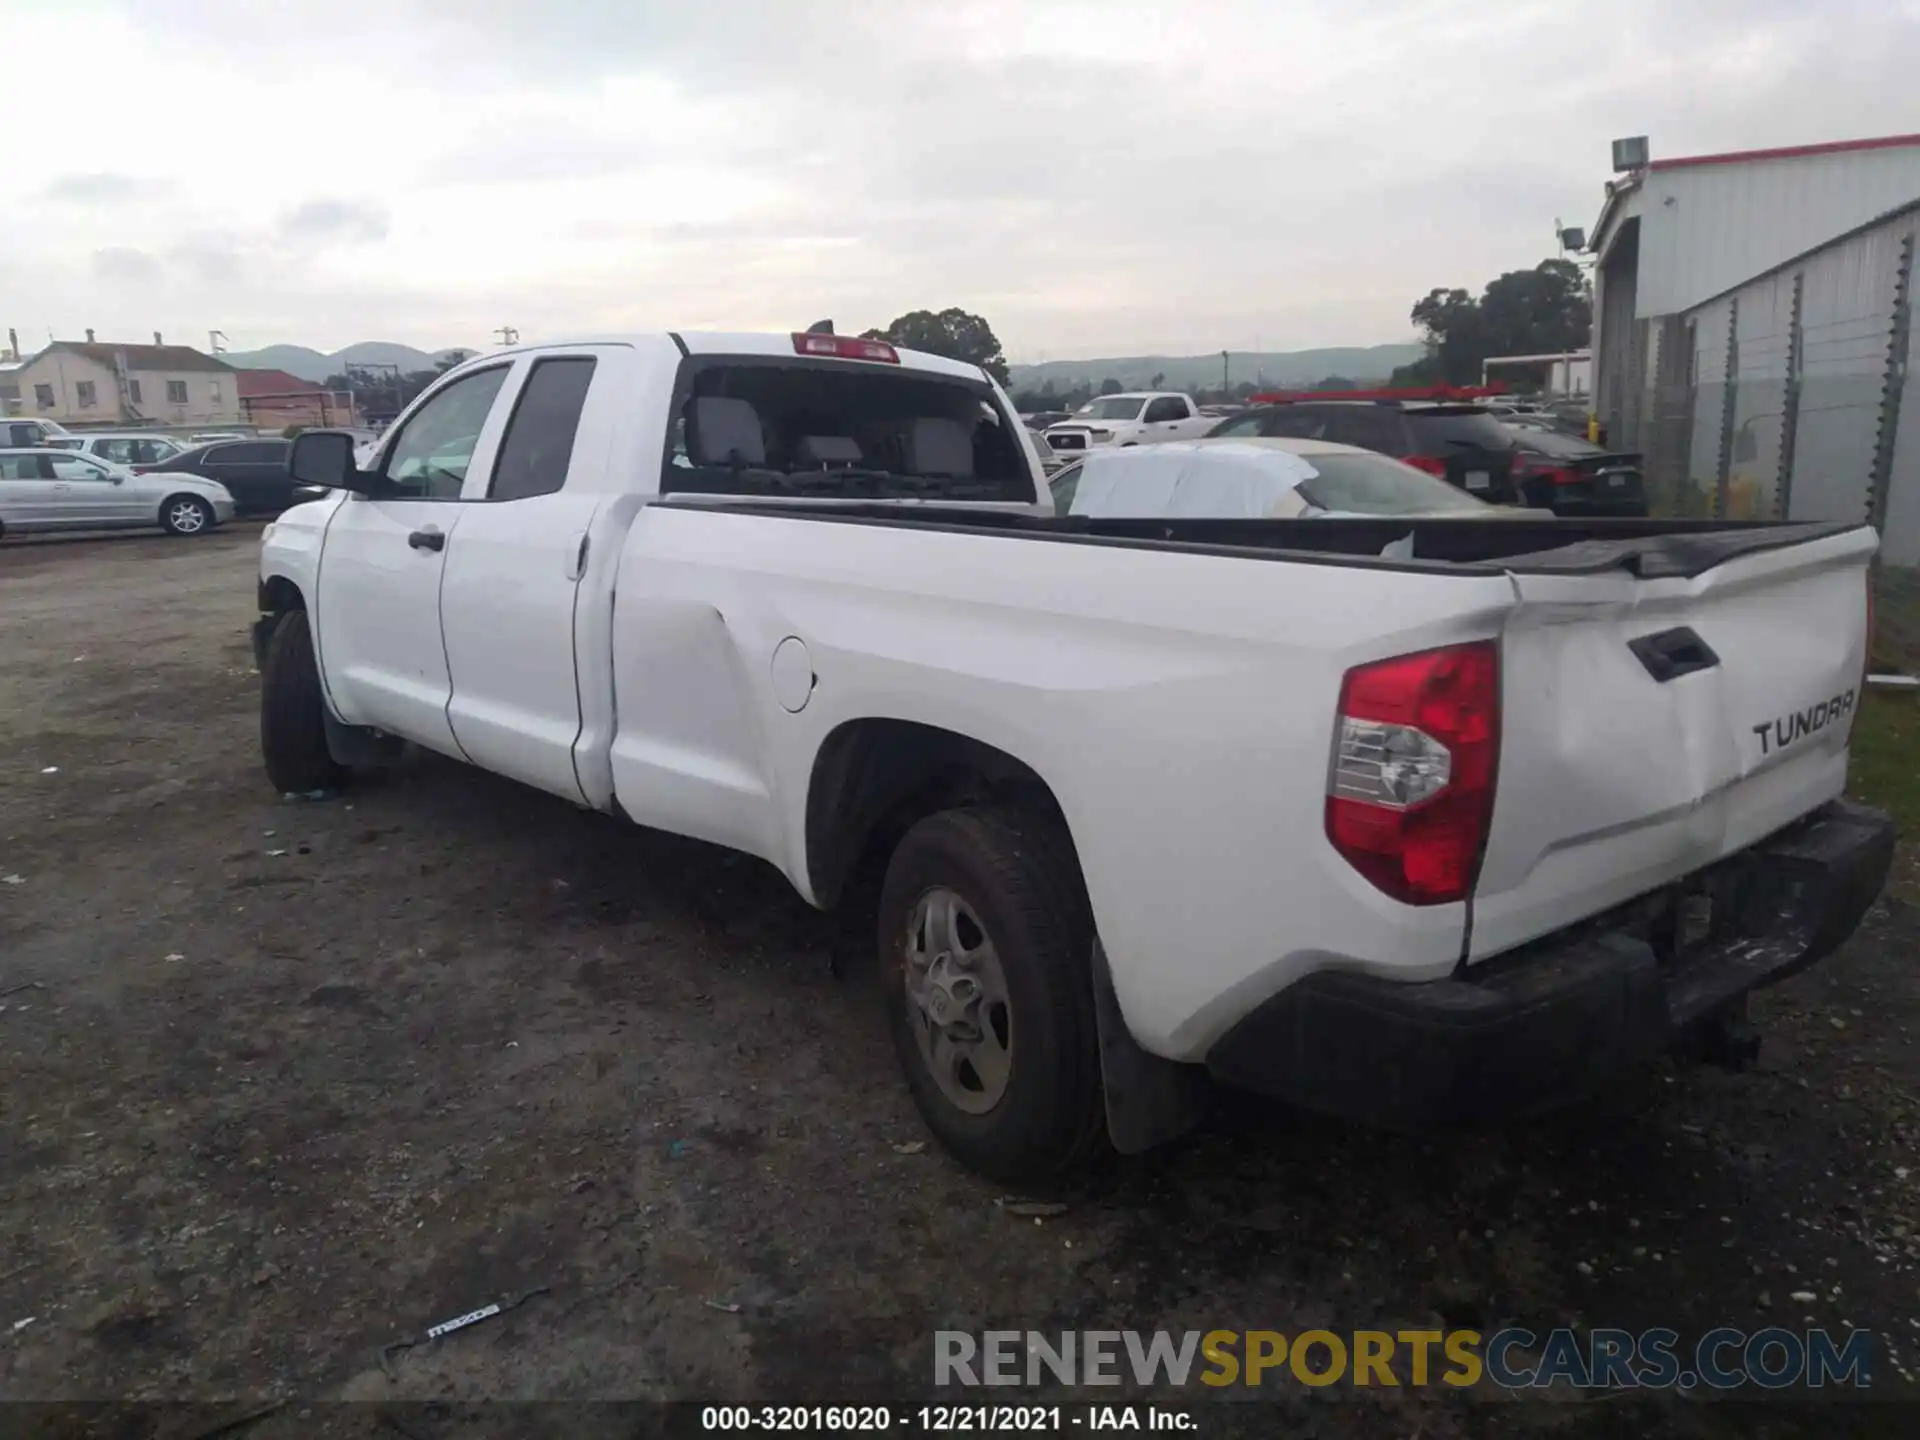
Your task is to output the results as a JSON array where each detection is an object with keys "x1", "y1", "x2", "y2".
[{"x1": 1589, "y1": 133, "x2": 1920, "y2": 562}]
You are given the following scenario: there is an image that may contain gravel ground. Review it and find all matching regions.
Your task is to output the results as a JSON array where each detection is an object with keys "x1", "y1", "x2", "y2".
[{"x1": 2, "y1": 527, "x2": 1917, "y2": 1438}]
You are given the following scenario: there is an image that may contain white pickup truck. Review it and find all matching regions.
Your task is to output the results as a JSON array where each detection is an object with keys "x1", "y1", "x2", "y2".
[
  {"x1": 256, "y1": 330, "x2": 1894, "y2": 1183},
  {"x1": 1043, "y1": 391, "x2": 1214, "y2": 456}
]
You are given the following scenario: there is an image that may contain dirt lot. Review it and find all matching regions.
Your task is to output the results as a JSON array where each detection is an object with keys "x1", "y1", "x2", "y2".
[{"x1": 3, "y1": 528, "x2": 1919, "y2": 1437}]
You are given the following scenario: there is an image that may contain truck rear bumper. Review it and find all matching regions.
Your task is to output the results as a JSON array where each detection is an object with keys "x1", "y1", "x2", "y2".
[{"x1": 1204, "y1": 799, "x2": 1895, "y2": 1129}]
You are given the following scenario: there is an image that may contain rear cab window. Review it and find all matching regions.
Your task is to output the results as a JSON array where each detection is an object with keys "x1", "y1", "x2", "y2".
[
  {"x1": 663, "y1": 356, "x2": 1036, "y2": 503},
  {"x1": 1403, "y1": 407, "x2": 1516, "y2": 454}
]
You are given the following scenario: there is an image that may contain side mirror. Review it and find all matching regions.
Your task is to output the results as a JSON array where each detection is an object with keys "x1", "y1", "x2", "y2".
[{"x1": 289, "y1": 430, "x2": 372, "y2": 493}]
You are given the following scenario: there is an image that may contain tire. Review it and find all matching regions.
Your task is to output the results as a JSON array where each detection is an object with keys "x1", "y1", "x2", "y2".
[
  {"x1": 161, "y1": 494, "x2": 214, "y2": 536},
  {"x1": 877, "y1": 806, "x2": 1105, "y2": 1183},
  {"x1": 260, "y1": 610, "x2": 347, "y2": 794}
]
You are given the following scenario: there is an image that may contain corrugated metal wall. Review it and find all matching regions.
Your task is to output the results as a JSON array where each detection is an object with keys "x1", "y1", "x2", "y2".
[
  {"x1": 1634, "y1": 144, "x2": 1920, "y2": 317},
  {"x1": 1634, "y1": 204, "x2": 1916, "y2": 535}
]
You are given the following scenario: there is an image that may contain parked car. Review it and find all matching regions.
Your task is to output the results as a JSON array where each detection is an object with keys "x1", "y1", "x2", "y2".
[
  {"x1": 45, "y1": 431, "x2": 193, "y2": 467},
  {"x1": 256, "y1": 330, "x2": 1890, "y2": 1183},
  {"x1": 1049, "y1": 437, "x2": 1513, "y2": 519},
  {"x1": 0, "y1": 448, "x2": 235, "y2": 538},
  {"x1": 1, "y1": 418, "x2": 72, "y2": 448},
  {"x1": 1208, "y1": 395, "x2": 1523, "y2": 504},
  {"x1": 136, "y1": 438, "x2": 302, "y2": 514},
  {"x1": 1044, "y1": 392, "x2": 1215, "y2": 454},
  {"x1": 188, "y1": 431, "x2": 251, "y2": 445},
  {"x1": 1503, "y1": 425, "x2": 1648, "y2": 516},
  {"x1": 1020, "y1": 410, "x2": 1073, "y2": 431},
  {"x1": 1031, "y1": 430, "x2": 1068, "y2": 477}
]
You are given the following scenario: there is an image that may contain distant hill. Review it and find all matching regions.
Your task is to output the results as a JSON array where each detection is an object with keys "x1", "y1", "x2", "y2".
[
  {"x1": 222, "y1": 341, "x2": 471, "y2": 382},
  {"x1": 1007, "y1": 344, "x2": 1425, "y2": 394}
]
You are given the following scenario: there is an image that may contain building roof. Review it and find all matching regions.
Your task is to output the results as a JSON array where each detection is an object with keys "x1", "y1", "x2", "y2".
[
  {"x1": 1589, "y1": 132, "x2": 1920, "y2": 276},
  {"x1": 234, "y1": 368, "x2": 326, "y2": 397},
  {"x1": 49, "y1": 341, "x2": 234, "y2": 373},
  {"x1": 1650, "y1": 132, "x2": 1920, "y2": 172}
]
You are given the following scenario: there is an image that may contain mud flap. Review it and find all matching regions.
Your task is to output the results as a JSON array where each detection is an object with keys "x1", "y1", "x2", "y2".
[
  {"x1": 323, "y1": 708, "x2": 407, "y2": 769},
  {"x1": 1091, "y1": 939, "x2": 1210, "y2": 1154}
]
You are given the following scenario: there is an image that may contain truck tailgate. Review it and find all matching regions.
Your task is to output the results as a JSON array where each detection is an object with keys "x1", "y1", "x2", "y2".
[{"x1": 1469, "y1": 525, "x2": 1877, "y2": 961}]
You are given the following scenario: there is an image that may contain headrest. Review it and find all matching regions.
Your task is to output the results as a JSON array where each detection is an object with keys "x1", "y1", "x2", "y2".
[
  {"x1": 906, "y1": 417, "x2": 973, "y2": 477},
  {"x1": 796, "y1": 435, "x2": 862, "y2": 467},
  {"x1": 690, "y1": 397, "x2": 764, "y2": 466}
]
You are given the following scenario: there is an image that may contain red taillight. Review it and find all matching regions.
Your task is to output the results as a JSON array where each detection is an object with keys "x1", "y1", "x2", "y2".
[
  {"x1": 1325, "y1": 641, "x2": 1500, "y2": 906},
  {"x1": 791, "y1": 332, "x2": 900, "y2": 364},
  {"x1": 1404, "y1": 455, "x2": 1448, "y2": 477}
]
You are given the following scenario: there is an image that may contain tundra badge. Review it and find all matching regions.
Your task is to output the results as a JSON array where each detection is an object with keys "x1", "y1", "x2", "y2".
[{"x1": 1753, "y1": 688, "x2": 1857, "y2": 756}]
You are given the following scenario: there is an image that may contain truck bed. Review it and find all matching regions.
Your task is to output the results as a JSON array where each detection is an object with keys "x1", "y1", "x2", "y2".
[{"x1": 668, "y1": 501, "x2": 1864, "y2": 580}]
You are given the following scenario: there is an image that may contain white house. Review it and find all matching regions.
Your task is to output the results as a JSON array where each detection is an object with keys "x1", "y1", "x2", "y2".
[{"x1": 0, "y1": 334, "x2": 243, "y2": 428}]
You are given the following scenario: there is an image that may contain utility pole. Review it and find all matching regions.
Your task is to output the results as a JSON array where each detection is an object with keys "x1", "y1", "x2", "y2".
[
  {"x1": 495, "y1": 325, "x2": 519, "y2": 346},
  {"x1": 1221, "y1": 349, "x2": 1230, "y2": 394}
]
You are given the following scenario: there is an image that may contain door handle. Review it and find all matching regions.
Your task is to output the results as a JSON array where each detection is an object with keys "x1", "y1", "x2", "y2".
[
  {"x1": 408, "y1": 527, "x2": 445, "y2": 553},
  {"x1": 1629, "y1": 626, "x2": 1720, "y2": 682}
]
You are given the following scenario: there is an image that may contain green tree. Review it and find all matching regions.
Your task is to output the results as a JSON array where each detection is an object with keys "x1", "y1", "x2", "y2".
[
  {"x1": 1097, "y1": 377, "x2": 1124, "y2": 396},
  {"x1": 861, "y1": 308, "x2": 1010, "y2": 384},
  {"x1": 1407, "y1": 259, "x2": 1591, "y2": 386},
  {"x1": 1312, "y1": 375, "x2": 1358, "y2": 391},
  {"x1": 1150, "y1": 371, "x2": 1166, "y2": 390}
]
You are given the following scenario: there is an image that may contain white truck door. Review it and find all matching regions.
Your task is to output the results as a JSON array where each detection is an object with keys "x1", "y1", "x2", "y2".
[
  {"x1": 1142, "y1": 395, "x2": 1191, "y2": 441},
  {"x1": 439, "y1": 349, "x2": 618, "y2": 804},
  {"x1": 314, "y1": 363, "x2": 513, "y2": 755}
]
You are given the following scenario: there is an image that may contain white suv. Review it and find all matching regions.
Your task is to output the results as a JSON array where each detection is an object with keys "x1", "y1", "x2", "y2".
[
  {"x1": 46, "y1": 431, "x2": 192, "y2": 467},
  {"x1": 2, "y1": 418, "x2": 72, "y2": 448}
]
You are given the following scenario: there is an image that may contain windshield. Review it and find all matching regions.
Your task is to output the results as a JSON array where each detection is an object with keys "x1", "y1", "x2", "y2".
[
  {"x1": 1296, "y1": 452, "x2": 1490, "y2": 515},
  {"x1": 663, "y1": 358, "x2": 1036, "y2": 502},
  {"x1": 1077, "y1": 397, "x2": 1145, "y2": 421}
]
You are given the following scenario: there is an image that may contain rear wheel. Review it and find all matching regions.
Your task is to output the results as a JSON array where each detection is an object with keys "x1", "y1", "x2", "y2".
[
  {"x1": 260, "y1": 610, "x2": 347, "y2": 794},
  {"x1": 161, "y1": 495, "x2": 213, "y2": 536},
  {"x1": 877, "y1": 806, "x2": 1105, "y2": 1183}
]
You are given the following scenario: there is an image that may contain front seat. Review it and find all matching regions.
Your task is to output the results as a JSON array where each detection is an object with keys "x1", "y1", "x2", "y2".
[{"x1": 688, "y1": 396, "x2": 766, "y2": 466}]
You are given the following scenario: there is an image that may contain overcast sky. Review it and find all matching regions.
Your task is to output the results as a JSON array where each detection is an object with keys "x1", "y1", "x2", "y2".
[{"x1": 8, "y1": 0, "x2": 1919, "y2": 361}]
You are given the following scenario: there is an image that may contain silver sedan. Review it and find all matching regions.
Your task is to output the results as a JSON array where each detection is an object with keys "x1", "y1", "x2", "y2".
[{"x1": 0, "y1": 448, "x2": 236, "y2": 539}]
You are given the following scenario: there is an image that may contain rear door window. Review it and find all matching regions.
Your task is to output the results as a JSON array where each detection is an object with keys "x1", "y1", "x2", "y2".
[
  {"x1": 1143, "y1": 397, "x2": 1187, "y2": 423},
  {"x1": 489, "y1": 357, "x2": 597, "y2": 501},
  {"x1": 220, "y1": 442, "x2": 287, "y2": 465}
]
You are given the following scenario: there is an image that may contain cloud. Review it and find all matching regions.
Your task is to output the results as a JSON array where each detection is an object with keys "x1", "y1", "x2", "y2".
[
  {"x1": 46, "y1": 172, "x2": 169, "y2": 204},
  {"x1": 279, "y1": 199, "x2": 391, "y2": 245},
  {"x1": 92, "y1": 247, "x2": 163, "y2": 283},
  {"x1": 9, "y1": 0, "x2": 1920, "y2": 357}
]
